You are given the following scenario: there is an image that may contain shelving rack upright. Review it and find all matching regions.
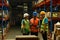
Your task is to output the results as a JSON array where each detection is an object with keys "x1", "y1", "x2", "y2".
[{"x1": 0, "y1": 0, "x2": 9, "y2": 40}]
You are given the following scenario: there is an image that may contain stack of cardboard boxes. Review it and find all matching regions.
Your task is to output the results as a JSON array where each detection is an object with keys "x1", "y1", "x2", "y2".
[{"x1": 54, "y1": 22, "x2": 60, "y2": 40}]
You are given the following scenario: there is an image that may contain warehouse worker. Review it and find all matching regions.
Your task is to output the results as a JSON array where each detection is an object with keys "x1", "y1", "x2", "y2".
[
  {"x1": 21, "y1": 13, "x2": 30, "y2": 35},
  {"x1": 40, "y1": 11, "x2": 48, "y2": 40},
  {"x1": 30, "y1": 12, "x2": 39, "y2": 36}
]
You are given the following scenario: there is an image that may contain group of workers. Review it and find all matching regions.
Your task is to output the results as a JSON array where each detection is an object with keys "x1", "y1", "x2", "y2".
[{"x1": 21, "y1": 11, "x2": 49, "y2": 40}]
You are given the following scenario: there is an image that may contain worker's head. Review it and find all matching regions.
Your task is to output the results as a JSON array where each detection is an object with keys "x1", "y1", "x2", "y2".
[
  {"x1": 33, "y1": 12, "x2": 37, "y2": 17},
  {"x1": 40, "y1": 11, "x2": 46, "y2": 18},
  {"x1": 33, "y1": 12, "x2": 37, "y2": 19},
  {"x1": 24, "y1": 13, "x2": 29, "y2": 19}
]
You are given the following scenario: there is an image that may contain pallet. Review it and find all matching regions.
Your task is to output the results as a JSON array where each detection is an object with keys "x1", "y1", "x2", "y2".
[{"x1": 16, "y1": 35, "x2": 39, "y2": 40}]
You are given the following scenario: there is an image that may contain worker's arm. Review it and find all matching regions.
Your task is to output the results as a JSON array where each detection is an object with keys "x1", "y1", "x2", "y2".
[
  {"x1": 44, "y1": 18, "x2": 48, "y2": 31},
  {"x1": 21, "y1": 19, "x2": 25, "y2": 29},
  {"x1": 30, "y1": 19, "x2": 34, "y2": 27},
  {"x1": 44, "y1": 18, "x2": 48, "y2": 24}
]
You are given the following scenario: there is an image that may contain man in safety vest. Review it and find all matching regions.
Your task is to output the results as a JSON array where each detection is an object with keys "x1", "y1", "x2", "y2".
[
  {"x1": 40, "y1": 11, "x2": 48, "y2": 40},
  {"x1": 30, "y1": 12, "x2": 39, "y2": 36},
  {"x1": 21, "y1": 13, "x2": 30, "y2": 35}
]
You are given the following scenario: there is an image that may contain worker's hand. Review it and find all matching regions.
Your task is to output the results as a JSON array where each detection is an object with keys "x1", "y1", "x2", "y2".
[
  {"x1": 21, "y1": 24, "x2": 24, "y2": 29},
  {"x1": 21, "y1": 26, "x2": 23, "y2": 29},
  {"x1": 30, "y1": 23, "x2": 34, "y2": 26},
  {"x1": 29, "y1": 29, "x2": 31, "y2": 32},
  {"x1": 40, "y1": 31, "x2": 44, "y2": 34},
  {"x1": 38, "y1": 28, "x2": 40, "y2": 32}
]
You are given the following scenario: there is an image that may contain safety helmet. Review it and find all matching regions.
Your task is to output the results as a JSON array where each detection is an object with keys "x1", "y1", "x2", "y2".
[
  {"x1": 40, "y1": 11, "x2": 45, "y2": 15},
  {"x1": 24, "y1": 13, "x2": 29, "y2": 17},
  {"x1": 33, "y1": 12, "x2": 37, "y2": 16}
]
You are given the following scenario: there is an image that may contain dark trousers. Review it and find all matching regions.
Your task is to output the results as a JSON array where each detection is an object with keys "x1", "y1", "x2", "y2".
[
  {"x1": 23, "y1": 32, "x2": 29, "y2": 35},
  {"x1": 31, "y1": 32, "x2": 38, "y2": 36},
  {"x1": 42, "y1": 31, "x2": 47, "y2": 40}
]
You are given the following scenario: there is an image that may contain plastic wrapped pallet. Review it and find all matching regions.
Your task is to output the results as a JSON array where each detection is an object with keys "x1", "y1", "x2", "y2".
[
  {"x1": 54, "y1": 22, "x2": 60, "y2": 35},
  {"x1": 54, "y1": 22, "x2": 60, "y2": 40}
]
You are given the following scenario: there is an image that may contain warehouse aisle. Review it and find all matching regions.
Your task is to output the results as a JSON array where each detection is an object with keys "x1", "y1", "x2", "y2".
[
  {"x1": 4, "y1": 26, "x2": 43, "y2": 40},
  {"x1": 5, "y1": 26, "x2": 22, "y2": 40}
]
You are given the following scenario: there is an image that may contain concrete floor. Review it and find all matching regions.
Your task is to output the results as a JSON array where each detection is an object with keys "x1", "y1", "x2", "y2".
[{"x1": 4, "y1": 26, "x2": 43, "y2": 40}]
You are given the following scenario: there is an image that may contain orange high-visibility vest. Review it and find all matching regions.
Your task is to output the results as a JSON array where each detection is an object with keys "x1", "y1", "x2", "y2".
[{"x1": 30, "y1": 18, "x2": 39, "y2": 32}]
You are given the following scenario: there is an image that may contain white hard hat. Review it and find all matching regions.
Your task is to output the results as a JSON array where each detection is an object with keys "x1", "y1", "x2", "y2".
[{"x1": 24, "y1": 13, "x2": 29, "y2": 17}]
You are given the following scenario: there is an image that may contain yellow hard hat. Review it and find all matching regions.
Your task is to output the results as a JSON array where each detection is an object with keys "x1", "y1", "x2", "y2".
[{"x1": 40, "y1": 11, "x2": 45, "y2": 15}]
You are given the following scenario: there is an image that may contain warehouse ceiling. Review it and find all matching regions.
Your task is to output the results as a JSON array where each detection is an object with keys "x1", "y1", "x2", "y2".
[{"x1": 9, "y1": 0, "x2": 34, "y2": 7}]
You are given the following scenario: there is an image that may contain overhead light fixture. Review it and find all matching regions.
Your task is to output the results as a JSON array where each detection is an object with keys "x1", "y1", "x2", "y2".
[
  {"x1": 0, "y1": 13, "x2": 2, "y2": 16},
  {"x1": 17, "y1": 5, "x2": 23, "y2": 7}
]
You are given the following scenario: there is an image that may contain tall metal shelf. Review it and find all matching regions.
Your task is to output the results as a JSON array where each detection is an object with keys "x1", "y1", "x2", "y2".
[{"x1": 0, "y1": 0, "x2": 9, "y2": 40}]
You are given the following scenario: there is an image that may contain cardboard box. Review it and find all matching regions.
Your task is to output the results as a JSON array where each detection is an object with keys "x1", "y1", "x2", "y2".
[
  {"x1": 54, "y1": 22, "x2": 60, "y2": 40},
  {"x1": 54, "y1": 22, "x2": 60, "y2": 35}
]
